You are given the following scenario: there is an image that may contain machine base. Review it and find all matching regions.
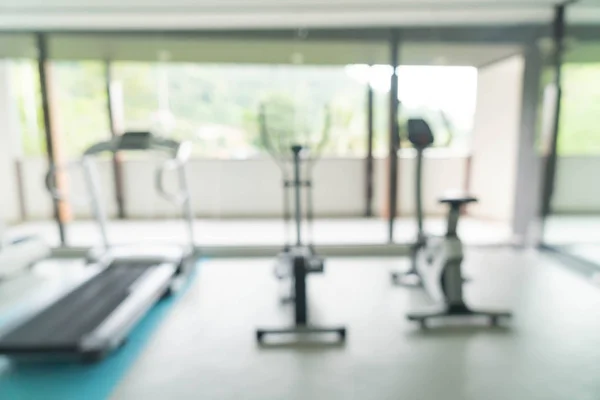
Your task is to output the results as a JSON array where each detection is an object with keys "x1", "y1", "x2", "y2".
[
  {"x1": 407, "y1": 303, "x2": 511, "y2": 328},
  {"x1": 256, "y1": 325, "x2": 346, "y2": 343}
]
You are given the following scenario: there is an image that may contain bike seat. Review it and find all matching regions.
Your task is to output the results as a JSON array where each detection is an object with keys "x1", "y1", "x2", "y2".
[{"x1": 439, "y1": 192, "x2": 478, "y2": 206}]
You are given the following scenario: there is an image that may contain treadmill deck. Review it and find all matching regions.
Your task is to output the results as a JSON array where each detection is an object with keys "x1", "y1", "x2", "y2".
[{"x1": 0, "y1": 262, "x2": 157, "y2": 354}]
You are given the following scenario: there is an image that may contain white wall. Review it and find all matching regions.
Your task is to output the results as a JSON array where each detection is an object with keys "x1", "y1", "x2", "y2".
[
  {"x1": 20, "y1": 155, "x2": 469, "y2": 220},
  {"x1": 70, "y1": 159, "x2": 118, "y2": 218},
  {"x1": 397, "y1": 150, "x2": 468, "y2": 216},
  {"x1": 313, "y1": 159, "x2": 366, "y2": 216},
  {"x1": 552, "y1": 156, "x2": 600, "y2": 213},
  {"x1": 469, "y1": 55, "x2": 525, "y2": 222},
  {"x1": 122, "y1": 158, "x2": 283, "y2": 218},
  {"x1": 371, "y1": 150, "x2": 468, "y2": 217},
  {"x1": 0, "y1": 61, "x2": 22, "y2": 224}
]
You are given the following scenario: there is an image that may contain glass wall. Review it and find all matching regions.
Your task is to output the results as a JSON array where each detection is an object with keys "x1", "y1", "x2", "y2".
[
  {"x1": 541, "y1": 9, "x2": 600, "y2": 268},
  {"x1": 12, "y1": 59, "x2": 113, "y2": 159},
  {"x1": 397, "y1": 65, "x2": 477, "y2": 151},
  {"x1": 112, "y1": 62, "x2": 368, "y2": 158},
  {"x1": 11, "y1": 59, "x2": 45, "y2": 158},
  {"x1": 0, "y1": 35, "x2": 57, "y2": 245},
  {"x1": 347, "y1": 64, "x2": 477, "y2": 157},
  {"x1": 53, "y1": 61, "x2": 111, "y2": 157},
  {"x1": 0, "y1": 32, "x2": 524, "y2": 248}
]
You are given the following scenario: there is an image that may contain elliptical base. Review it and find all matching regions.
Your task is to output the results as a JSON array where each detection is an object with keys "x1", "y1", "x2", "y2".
[
  {"x1": 407, "y1": 303, "x2": 511, "y2": 328},
  {"x1": 256, "y1": 325, "x2": 346, "y2": 344}
]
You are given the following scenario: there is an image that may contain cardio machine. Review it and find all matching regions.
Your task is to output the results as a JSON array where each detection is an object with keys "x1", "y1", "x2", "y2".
[
  {"x1": 0, "y1": 131, "x2": 196, "y2": 361},
  {"x1": 393, "y1": 119, "x2": 511, "y2": 328},
  {"x1": 255, "y1": 104, "x2": 346, "y2": 343}
]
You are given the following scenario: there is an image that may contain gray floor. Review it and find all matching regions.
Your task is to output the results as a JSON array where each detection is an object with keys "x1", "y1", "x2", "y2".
[
  {"x1": 565, "y1": 244, "x2": 600, "y2": 264},
  {"x1": 544, "y1": 215, "x2": 600, "y2": 269},
  {"x1": 110, "y1": 249, "x2": 600, "y2": 400},
  {"x1": 544, "y1": 215, "x2": 600, "y2": 246},
  {"x1": 9, "y1": 214, "x2": 598, "y2": 249},
  {"x1": 9, "y1": 217, "x2": 512, "y2": 247}
]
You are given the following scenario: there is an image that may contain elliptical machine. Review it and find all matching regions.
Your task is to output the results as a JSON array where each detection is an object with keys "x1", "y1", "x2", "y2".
[
  {"x1": 255, "y1": 103, "x2": 346, "y2": 343},
  {"x1": 393, "y1": 119, "x2": 511, "y2": 328}
]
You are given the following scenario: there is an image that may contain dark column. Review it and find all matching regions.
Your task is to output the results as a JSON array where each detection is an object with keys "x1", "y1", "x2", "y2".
[
  {"x1": 387, "y1": 29, "x2": 400, "y2": 243},
  {"x1": 36, "y1": 33, "x2": 67, "y2": 246},
  {"x1": 539, "y1": 5, "x2": 567, "y2": 224},
  {"x1": 105, "y1": 60, "x2": 126, "y2": 219},
  {"x1": 365, "y1": 80, "x2": 374, "y2": 217}
]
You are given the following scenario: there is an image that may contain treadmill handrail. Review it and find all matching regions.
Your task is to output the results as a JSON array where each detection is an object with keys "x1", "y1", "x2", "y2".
[
  {"x1": 155, "y1": 141, "x2": 192, "y2": 206},
  {"x1": 45, "y1": 160, "x2": 88, "y2": 206},
  {"x1": 156, "y1": 159, "x2": 187, "y2": 206},
  {"x1": 45, "y1": 132, "x2": 196, "y2": 252}
]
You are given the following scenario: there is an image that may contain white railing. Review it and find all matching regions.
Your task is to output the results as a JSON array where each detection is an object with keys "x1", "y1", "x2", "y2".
[{"x1": 19, "y1": 153, "x2": 468, "y2": 219}]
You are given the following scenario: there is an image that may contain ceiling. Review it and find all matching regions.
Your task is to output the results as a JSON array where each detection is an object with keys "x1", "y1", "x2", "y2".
[
  {"x1": 0, "y1": 33, "x2": 521, "y2": 67},
  {"x1": 0, "y1": 0, "x2": 597, "y2": 31},
  {"x1": 0, "y1": 0, "x2": 566, "y2": 8},
  {"x1": 45, "y1": 34, "x2": 521, "y2": 67}
]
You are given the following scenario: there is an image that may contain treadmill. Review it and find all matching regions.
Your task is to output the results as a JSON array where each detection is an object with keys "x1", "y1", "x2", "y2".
[{"x1": 0, "y1": 132, "x2": 196, "y2": 362}]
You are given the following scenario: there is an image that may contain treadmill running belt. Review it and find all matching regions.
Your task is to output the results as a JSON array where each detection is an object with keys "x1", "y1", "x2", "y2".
[{"x1": 0, "y1": 264, "x2": 151, "y2": 350}]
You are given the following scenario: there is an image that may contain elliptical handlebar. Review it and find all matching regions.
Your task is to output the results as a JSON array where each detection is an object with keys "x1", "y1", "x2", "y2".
[
  {"x1": 258, "y1": 103, "x2": 330, "y2": 170},
  {"x1": 291, "y1": 145, "x2": 303, "y2": 154},
  {"x1": 155, "y1": 140, "x2": 192, "y2": 206},
  {"x1": 258, "y1": 102, "x2": 331, "y2": 251}
]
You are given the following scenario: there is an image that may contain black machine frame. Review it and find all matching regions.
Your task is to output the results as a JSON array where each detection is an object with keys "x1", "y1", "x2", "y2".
[{"x1": 256, "y1": 106, "x2": 346, "y2": 343}]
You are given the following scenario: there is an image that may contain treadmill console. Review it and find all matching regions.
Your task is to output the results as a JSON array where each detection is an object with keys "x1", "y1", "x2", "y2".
[{"x1": 118, "y1": 131, "x2": 153, "y2": 151}]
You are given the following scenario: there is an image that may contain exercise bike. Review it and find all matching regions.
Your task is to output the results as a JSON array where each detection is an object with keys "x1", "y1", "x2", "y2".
[
  {"x1": 255, "y1": 104, "x2": 346, "y2": 343},
  {"x1": 394, "y1": 119, "x2": 512, "y2": 328}
]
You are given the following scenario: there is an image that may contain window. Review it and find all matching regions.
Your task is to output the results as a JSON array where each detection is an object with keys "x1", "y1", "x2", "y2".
[
  {"x1": 558, "y1": 63, "x2": 600, "y2": 155},
  {"x1": 16, "y1": 59, "x2": 478, "y2": 160},
  {"x1": 14, "y1": 60, "x2": 113, "y2": 158},
  {"x1": 53, "y1": 61, "x2": 110, "y2": 157},
  {"x1": 112, "y1": 62, "x2": 368, "y2": 158},
  {"x1": 12, "y1": 60, "x2": 45, "y2": 158},
  {"x1": 347, "y1": 64, "x2": 477, "y2": 155},
  {"x1": 398, "y1": 66, "x2": 477, "y2": 150}
]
